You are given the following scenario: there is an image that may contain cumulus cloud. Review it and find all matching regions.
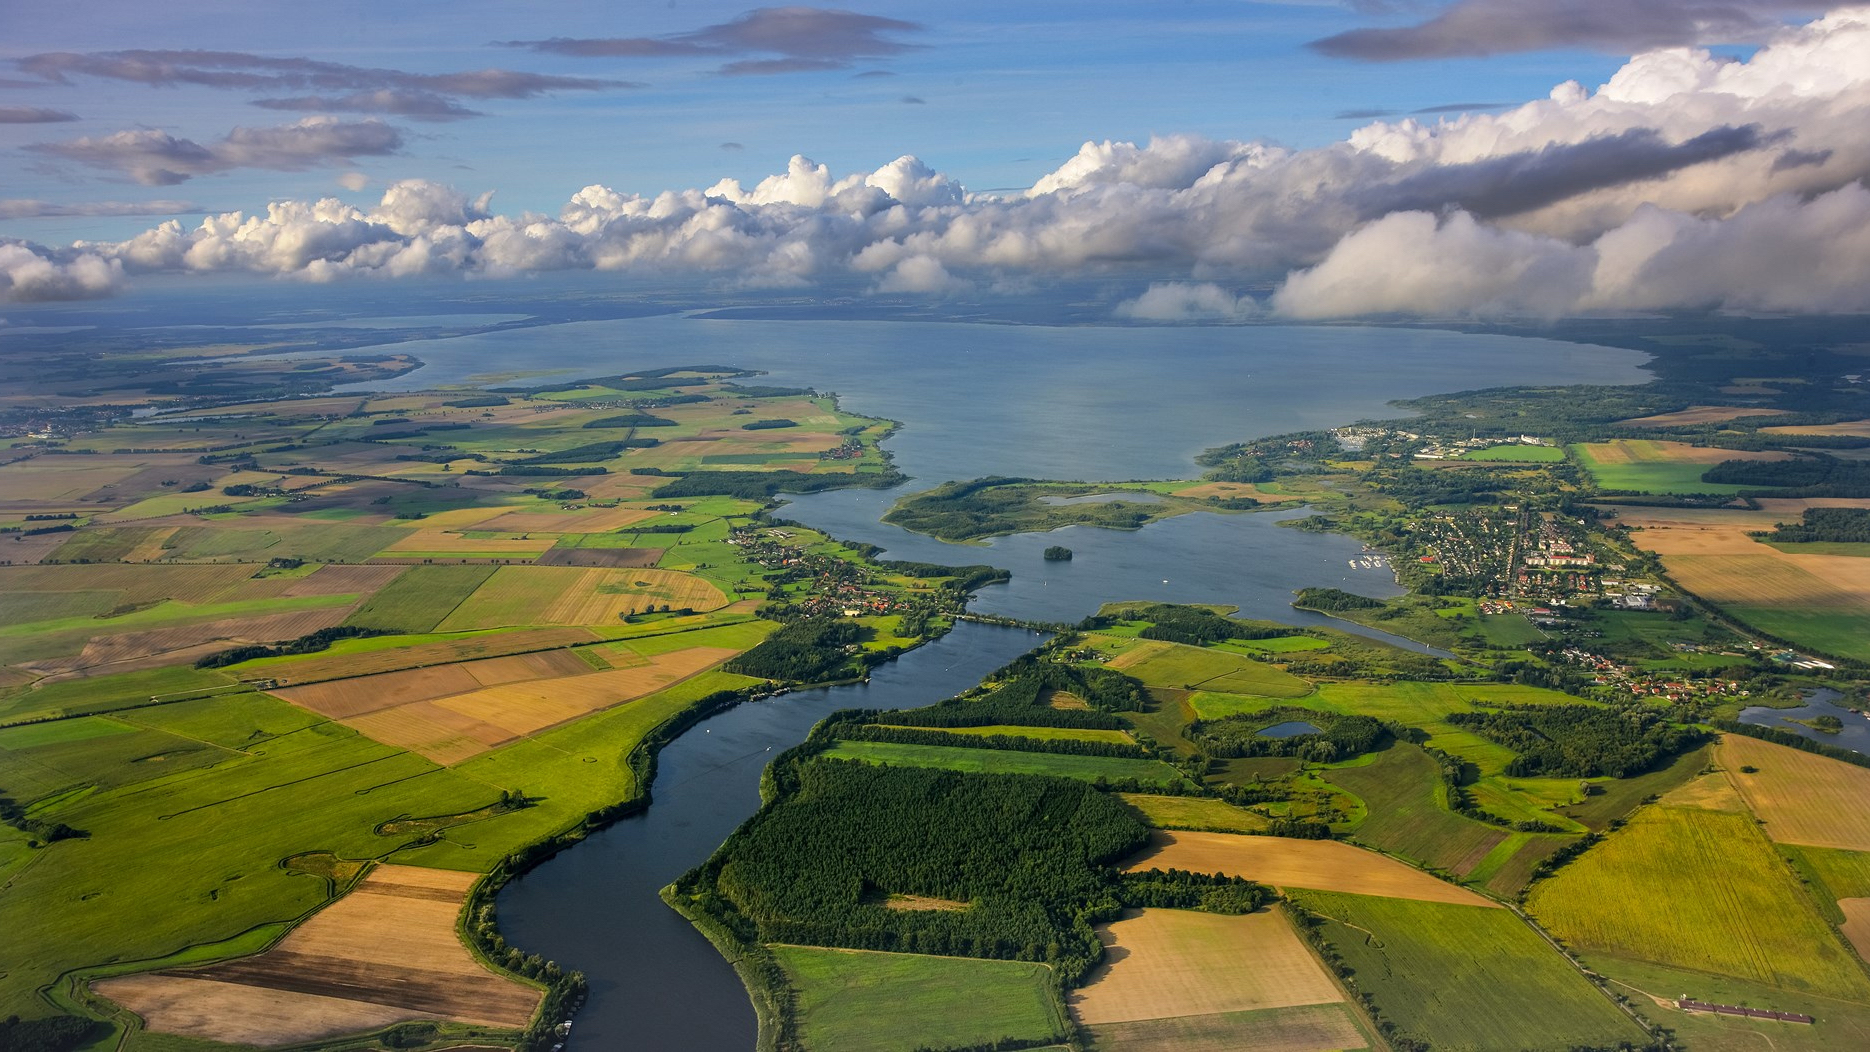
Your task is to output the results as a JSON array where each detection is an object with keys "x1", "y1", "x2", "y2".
[
  {"x1": 20, "y1": 10, "x2": 1870, "y2": 320},
  {"x1": 29, "y1": 117, "x2": 402, "y2": 185},
  {"x1": 1117, "y1": 282, "x2": 1258, "y2": 321},
  {"x1": 506, "y1": 6, "x2": 923, "y2": 75},
  {"x1": 1312, "y1": 0, "x2": 1822, "y2": 60},
  {"x1": 12, "y1": 49, "x2": 624, "y2": 120},
  {"x1": 0, "y1": 242, "x2": 122, "y2": 301},
  {"x1": 0, "y1": 106, "x2": 79, "y2": 123}
]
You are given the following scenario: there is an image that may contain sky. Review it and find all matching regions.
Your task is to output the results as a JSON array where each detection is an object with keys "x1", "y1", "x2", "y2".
[{"x1": 2, "y1": 1, "x2": 1866, "y2": 319}]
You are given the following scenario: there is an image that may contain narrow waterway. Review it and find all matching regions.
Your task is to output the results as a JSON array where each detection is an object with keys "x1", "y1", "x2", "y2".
[{"x1": 496, "y1": 621, "x2": 1049, "y2": 1051}]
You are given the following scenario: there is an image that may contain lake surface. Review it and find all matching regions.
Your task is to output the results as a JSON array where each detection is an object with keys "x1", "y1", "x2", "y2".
[
  {"x1": 1739, "y1": 689, "x2": 1870, "y2": 756},
  {"x1": 497, "y1": 621, "x2": 1048, "y2": 1051},
  {"x1": 1258, "y1": 720, "x2": 1324, "y2": 738},
  {"x1": 384, "y1": 315, "x2": 1654, "y2": 1049}
]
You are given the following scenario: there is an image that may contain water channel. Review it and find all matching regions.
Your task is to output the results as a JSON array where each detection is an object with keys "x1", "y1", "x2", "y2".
[{"x1": 497, "y1": 621, "x2": 1049, "y2": 1050}]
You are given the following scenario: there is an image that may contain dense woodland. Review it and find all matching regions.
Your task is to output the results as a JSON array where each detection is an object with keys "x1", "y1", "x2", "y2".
[
  {"x1": 651, "y1": 467, "x2": 905, "y2": 499},
  {"x1": 1758, "y1": 506, "x2": 1870, "y2": 543},
  {"x1": 1447, "y1": 703, "x2": 1705, "y2": 777},
  {"x1": 725, "y1": 618, "x2": 867, "y2": 682},
  {"x1": 683, "y1": 761, "x2": 1148, "y2": 978}
]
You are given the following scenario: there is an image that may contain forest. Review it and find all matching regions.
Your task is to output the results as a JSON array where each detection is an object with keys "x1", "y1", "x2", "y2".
[
  {"x1": 680, "y1": 760, "x2": 1148, "y2": 979},
  {"x1": 1446, "y1": 703, "x2": 1705, "y2": 777},
  {"x1": 651, "y1": 467, "x2": 905, "y2": 499},
  {"x1": 1188, "y1": 708, "x2": 1390, "y2": 762},
  {"x1": 1758, "y1": 506, "x2": 1870, "y2": 543},
  {"x1": 725, "y1": 618, "x2": 868, "y2": 681}
]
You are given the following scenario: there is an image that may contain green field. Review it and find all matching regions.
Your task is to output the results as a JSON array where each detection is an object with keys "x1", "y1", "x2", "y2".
[
  {"x1": 1724, "y1": 605, "x2": 1870, "y2": 663},
  {"x1": 0, "y1": 665, "x2": 765, "y2": 1019},
  {"x1": 1788, "y1": 845, "x2": 1870, "y2": 905},
  {"x1": 772, "y1": 945, "x2": 1067, "y2": 1051},
  {"x1": 1460, "y1": 444, "x2": 1566, "y2": 462},
  {"x1": 434, "y1": 566, "x2": 583, "y2": 631},
  {"x1": 1321, "y1": 744, "x2": 1510, "y2": 878},
  {"x1": 0, "y1": 666, "x2": 237, "y2": 724},
  {"x1": 1571, "y1": 442, "x2": 1757, "y2": 495},
  {"x1": 890, "y1": 723, "x2": 1135, "y2": 745},
  {"x1": 1309, "y1": 680, "x2": 1584, "y2": 774},
  {"x1": 341, "y1": 564, "x2": 492, "y2": 632},
  {"x1": 820, "y1": 740, "x2": 1191, "y2": 788},
  {"x1": 1222, "y1": 634, "x2": 1331, "y2": 654},
  {"x1": 1116, "y1": 642, "x2": 1313, "y2": 698},
  {"x1": 1291, "y1": 891, "x2": 1647, "y2": 1051},
  {"x1": 1528, "y1": 805, "x2": 1870, "y2": 998},
  {"x1": 1118, "y1": 793, "x2": 1269, "y2": 833}
]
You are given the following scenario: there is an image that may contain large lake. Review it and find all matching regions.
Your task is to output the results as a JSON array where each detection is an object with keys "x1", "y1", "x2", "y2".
[{"x1": 387, "y1": 314, "x2": 1652, "y2": 1049}]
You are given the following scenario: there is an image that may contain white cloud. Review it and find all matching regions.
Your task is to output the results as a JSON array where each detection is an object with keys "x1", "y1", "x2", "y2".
[
  {"x1": 0, "y1": 243, "x2": 122, "y2": 301},
  {"x1": 17, "y1": 9, "x2": 1870, "y2": 319},
  {"x1": 1116, "y1": 282, "x2": 1258, "y2": 321}
]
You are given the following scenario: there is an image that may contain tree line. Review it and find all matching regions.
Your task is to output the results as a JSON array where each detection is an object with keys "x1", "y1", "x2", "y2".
[{"x1": 1446, "y1": 703, "x2": 1705, "y2": 778}]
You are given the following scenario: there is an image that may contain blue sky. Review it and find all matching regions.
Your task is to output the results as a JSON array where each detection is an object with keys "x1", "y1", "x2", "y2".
[
  {"x1": 2, "y1": 3, "x2": 1863, "y2": 320},
  {"x1": 2, "y1": 1, "x2": 1633, "y2": 238}
]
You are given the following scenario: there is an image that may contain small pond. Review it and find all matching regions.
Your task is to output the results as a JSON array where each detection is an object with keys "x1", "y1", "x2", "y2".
[{"x1": 1257, "y1": 720, "x2": 1323, "y2": 738}]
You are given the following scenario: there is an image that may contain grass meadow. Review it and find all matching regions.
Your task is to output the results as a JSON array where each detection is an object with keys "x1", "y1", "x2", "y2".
[
  {"x1": 773, "y1": 945, "x2": 1067, "y2": 1052},
  {"x1": 1291, "y1": 890, "x2": 1647, "y2": 1051},
  {"x1": 820, "y1": 740, "x2": 1191, "y2": 788}
]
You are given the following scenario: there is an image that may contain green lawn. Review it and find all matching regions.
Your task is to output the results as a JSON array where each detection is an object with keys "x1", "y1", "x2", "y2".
[
  {"x1": 820, "y1": 740, "x2": 1191, "y2": 788},
  {"x1": 773, "y1": 945, "x2": 1067, "y2": 1052},
  {"x1": 1290, "y1": 891, "x2": 1647, "y2": 1051}
]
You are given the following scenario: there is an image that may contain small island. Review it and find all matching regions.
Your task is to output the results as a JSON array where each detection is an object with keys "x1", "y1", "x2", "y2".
[
  {"x1": 1787, "y1": 714, "x2": 1844, "y2": 734},
  {"x1": 883, "y1": 477, "x2": 1236, "y2": 541},
  {"x1": 1044, "y1": 545, "x2": 1073, "y2": 561}
]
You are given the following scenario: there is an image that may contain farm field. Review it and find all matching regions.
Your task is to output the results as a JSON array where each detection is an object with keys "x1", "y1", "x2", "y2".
[
  {"x1": 1104, "y1": 639, "x2": 1313, "y2": 698},
  {"x1": 1118, "y1": 793, "x2": 1269, "y2": 833},
  {"x1": 343, "y1": 565, "x2": 494, "y2": 632},
  {"x1": 1320, "y1": 744, "x2": 1512, "y2": 877},
  {"x1": 1527, "y1": 800, "x2": 1870, "y2": 998},
  {"x1": 1720, "y1": 735, "x2": 1870, "y2": 850},
  {"x1": 1083, "y1": 1003, "x2": 1371, "y2": 1052},
  {"x1": 772, "y1": 946, "x2": 1067, "y2": 1052},
  {"x1": 97, "y1": 865, "x2": 540, "y2": 1046},
  {"x1": 819, "y1": 740, "x2": 1191, "y2": 787},
  {"x1": 1618, "y1": 405, "x2": 1785, "y2": 427},
  {"x1": 1762, "y1": 418, "x2": 1870, "y2": 437},
  {"x1": 1069, "y1": 909, "x2": 1344, "y2": 1026},
  {"x1": 1124, "y1": 830, "x2": 1496, "y2": 906},
  {"x1": 1571, "y1": 438, "x2": 1788, "y2": 494},
  {"x1": 1582, "y1": 956, "x2": 1870, "y2": 1052},
  {"x1": 1620, "y1": 511, "x2": 1870, "y2": 659},
  {"x1": 278, "y1": 645, "x2": 738, "y2": 764},
  {"x1": 240, "y1": 627, "x2": 601, "y2": 685},
  {"x1": 1291, "y1": 890, "x2": 1647, "y2": 1050}
]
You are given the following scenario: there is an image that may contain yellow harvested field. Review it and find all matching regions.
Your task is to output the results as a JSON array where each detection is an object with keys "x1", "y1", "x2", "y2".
[
  {"x1": 100, "y1": 864, "x2": 539, "y2": 1047},
  {"x1": 462, "y1": 649, "x2": 593, "y2": 685},
  {"x1": 1624, "y1": 515, "x2": 1870, "y2": 611},
  {"x1": 1125, "y1": 831, "x2": 1497, "y2": 907},
  {"x1": 1763, "y1": 419, "x2": 1870, "y2": 438},
  {"x1": 1069, "y1": 909, "x2": 1343, "y2": 1026},
  {"x1": 1618, "y1": 406, "x2": 1783, "y2": 427},
  {"x1": 475, "y1": 506, "x2": 660, "y2": 533},
  {"x1": 540, "y1": 568, "x2": 728, "y2": 623},
  {"x1": 0, "y1": 456, "x2": 154, "y2": 504},
  {"x1": 1842, "y1": 899, "x2": 1870, "y2": 961},
  {"x1": 1721, "y1": 735, "x2": 1870, "y2": 851},
  {"x1": 251, "y1": 628, "x2": 598, "y2": 685},
  {"x1": 294, "y1": 645, "x2": 737, "y2": 762}
]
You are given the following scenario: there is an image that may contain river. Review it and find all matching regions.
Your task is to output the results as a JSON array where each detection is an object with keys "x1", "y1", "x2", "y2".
[{"x1": 496, "y1": 621, "x2": 1049, "y2": 1050}]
